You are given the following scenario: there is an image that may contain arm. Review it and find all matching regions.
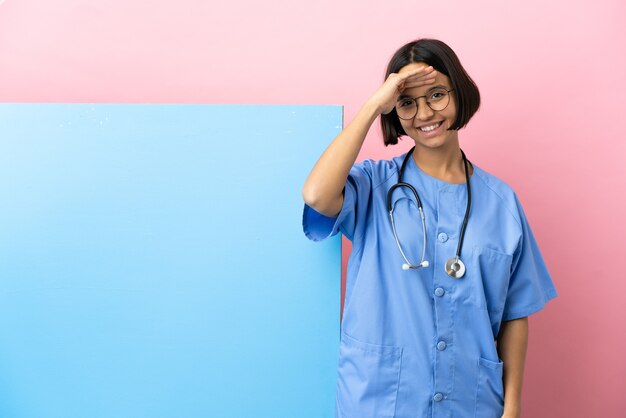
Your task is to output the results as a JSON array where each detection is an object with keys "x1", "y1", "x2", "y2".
[
  {"x1": 301, "y1": 100, "x2": 380, "y2": 217},
  {"x1": 301, "y1": 66, "x2": 437, "y2": 217},
  {"x1": 496, "y1": 316, "x2": 528, "y2": 418}
]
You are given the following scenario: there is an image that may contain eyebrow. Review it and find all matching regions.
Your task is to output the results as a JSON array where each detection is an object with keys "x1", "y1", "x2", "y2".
[{"x1": 397, "y1": 84, "x2": 449, "y2": 101}]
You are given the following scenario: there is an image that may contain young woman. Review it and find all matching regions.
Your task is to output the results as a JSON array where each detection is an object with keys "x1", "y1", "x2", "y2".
[{"x1": 301, "y1": 39, "x2": 558, "y2": 418}]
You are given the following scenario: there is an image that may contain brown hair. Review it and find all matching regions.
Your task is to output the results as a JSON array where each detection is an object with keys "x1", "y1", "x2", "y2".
[{"x1": 381, "y1": 39, "x2": 481, "y2": 146}]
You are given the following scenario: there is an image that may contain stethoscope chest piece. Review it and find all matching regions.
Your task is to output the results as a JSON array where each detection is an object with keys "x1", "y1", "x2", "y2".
[{"x1": 445, "y1": 257, "x2": 466, "y2": 279}]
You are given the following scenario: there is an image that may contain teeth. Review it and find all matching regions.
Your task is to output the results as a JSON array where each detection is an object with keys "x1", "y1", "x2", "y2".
[{"x1": 419, "y1": 121, "x2": 442, "y2": 132}]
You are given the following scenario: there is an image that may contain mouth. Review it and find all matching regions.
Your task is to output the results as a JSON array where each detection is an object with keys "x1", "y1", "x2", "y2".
[{"x1": 417, "y1": 121, "x2": 444, "y2": 136}]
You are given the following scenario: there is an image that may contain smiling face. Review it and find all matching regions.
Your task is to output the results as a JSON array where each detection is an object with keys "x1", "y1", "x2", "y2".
[{"x1": 397, "y1": 62, "x2": 459, "y2": 150}]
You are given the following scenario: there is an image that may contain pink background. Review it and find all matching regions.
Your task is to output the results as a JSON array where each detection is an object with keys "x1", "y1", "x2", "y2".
[{"x1": 1, "y1": 0, "x2": 624, "y2": 416}]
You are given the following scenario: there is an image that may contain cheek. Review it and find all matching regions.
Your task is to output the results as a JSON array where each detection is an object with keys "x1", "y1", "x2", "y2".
[
  {"x1": 443, "y1": 105, "x2": 457, "y2": 126},
  {"x1": 447, "y1": 100, "x2": 458, "y2": 120},
  {"x1": 398, "y1": 119, "x2": 412, "y2": 132}
]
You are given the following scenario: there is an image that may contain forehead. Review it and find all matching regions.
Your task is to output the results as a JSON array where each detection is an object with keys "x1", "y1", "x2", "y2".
[{"x1": 398, "y1": 62, "x2": 452, "y2": 95}]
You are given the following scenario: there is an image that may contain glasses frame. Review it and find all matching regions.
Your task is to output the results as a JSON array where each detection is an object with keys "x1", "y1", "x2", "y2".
[{"x1": 395, "y1": 87, "x2": 455, "y2": 120}]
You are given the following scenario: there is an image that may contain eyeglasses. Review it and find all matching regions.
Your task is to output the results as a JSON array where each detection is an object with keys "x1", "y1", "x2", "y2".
[{"x1": 395, "y1": 87, "x2": 455, "y2": 120}]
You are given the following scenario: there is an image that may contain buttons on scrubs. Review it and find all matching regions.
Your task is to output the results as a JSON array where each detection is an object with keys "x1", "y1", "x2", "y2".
[
  {"x1": 434, "y1": 287, "x2": 445, "y2": 297},
  {"x1": 433, "y1": 393, "x2": 444, "y2": 402},
  {"x1": 437, "y1": 232, "x2": 448, "y2": 242},
  {"x1": 437, "y1": 340, "x2": 447, "y2": 351}
]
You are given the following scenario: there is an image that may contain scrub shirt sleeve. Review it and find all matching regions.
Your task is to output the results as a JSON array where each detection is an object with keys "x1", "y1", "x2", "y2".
[
  {"x1": 502, "y1": 193, "x2": 558, "y2": 321},
  {"x1": 302, "y1": 161, "x2": 373, "y2": 242}
]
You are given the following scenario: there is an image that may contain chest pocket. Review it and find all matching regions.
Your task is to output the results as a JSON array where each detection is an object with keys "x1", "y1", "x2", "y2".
[
  {"x1": 336, "y1": 332, "x2": 402, "y2": 418},
  {"x1": 466, "y1": 246, "x2": 513, "y2": 317}
]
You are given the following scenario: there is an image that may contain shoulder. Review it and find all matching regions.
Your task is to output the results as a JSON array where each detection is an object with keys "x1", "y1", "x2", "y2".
[
  {"x1": 471, "y1": 164, "x2": 524, "y2": 228},
  {"x1": 352, "y1": 154, "x2": 403, "y2": 191}
]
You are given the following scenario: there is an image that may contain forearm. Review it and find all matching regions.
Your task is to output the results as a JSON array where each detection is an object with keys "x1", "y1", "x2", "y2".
[
  {"x1": 496, "y1": 316, "x2": 528, "y2": 417},
  {"x1": 301, "y1": 100, "x2": 380, "y2": 216},
  {"x1": 301, "y1": 66, "x2": 436, "y2": 217}
]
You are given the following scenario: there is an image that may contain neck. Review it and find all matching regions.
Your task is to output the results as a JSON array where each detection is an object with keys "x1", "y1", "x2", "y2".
[{"x1": 411, "y1": 140, "x2": 472, "y2": 184}]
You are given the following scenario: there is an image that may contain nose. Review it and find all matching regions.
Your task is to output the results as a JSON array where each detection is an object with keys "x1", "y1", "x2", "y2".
[{"x1": 414, "y1": 97, "x2": 434, "y2": 122}]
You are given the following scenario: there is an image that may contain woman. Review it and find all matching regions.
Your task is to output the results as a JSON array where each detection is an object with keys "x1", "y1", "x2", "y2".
[{"x1": 301, "y1": 39, "x2": 558, "y2": 418}]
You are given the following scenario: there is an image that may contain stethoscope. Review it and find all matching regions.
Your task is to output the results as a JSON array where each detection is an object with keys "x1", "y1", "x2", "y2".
[{"x1": 386, "y1": 146, "x2": 472, "y2": 279}]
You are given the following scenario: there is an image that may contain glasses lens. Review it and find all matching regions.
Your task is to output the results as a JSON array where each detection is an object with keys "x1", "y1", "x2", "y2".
[
  {"x1": 396, "y1": 99, "x2": 417, "y2": 120},
  {"x1": 396, "y1": 88, "x2": 451, "y2": 119},
  {"x1": 427, "y1": 88, "x2": 450, "y2": 111}
]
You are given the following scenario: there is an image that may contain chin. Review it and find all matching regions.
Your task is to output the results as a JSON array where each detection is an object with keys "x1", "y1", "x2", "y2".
[
  {"x1": 411, "y1": 136, "x2": 448, "y2": 149},
  {"x1": 409, "y1": 130, "x2": 457, "y2": 148}
]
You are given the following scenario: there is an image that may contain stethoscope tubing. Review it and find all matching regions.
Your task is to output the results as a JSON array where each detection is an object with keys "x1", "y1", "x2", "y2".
[
  {"x1": 387, "y1": 146, "x2": 472, "y2": 276},
  {"x1": 455, "y1": 149, "x2": 472, "y2": 261},
  {"x1": 388, "y1": 197, "x2": 427, "y2": 270}
]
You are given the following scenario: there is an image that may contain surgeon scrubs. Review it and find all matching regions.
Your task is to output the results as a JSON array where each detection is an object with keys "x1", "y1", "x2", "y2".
[{"x1": 302, "y1": 152, "x2": 558, "y2": 418}]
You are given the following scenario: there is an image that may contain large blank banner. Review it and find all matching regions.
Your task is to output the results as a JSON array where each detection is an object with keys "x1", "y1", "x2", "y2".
[{"x1": 0, "y1": 104, "x2": 342, "y2": 418}]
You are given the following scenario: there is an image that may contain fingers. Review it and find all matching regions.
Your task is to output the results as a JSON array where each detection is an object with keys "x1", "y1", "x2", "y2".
[
  {"x1": 400, "y1": 69, "x2": 437, "y2": 91},
  {"x1": 401, "y1": 66, "x2": 436, "y2": 81},
  {"x1": 402, "y1": 77, "x2": 437, "y2": 89},
  {"x1": 404, "y1": 70, "x2": 437, "y2": 83},
  {"x1": 379, "y1": 66, "x2": 438, "y2": 112},
  {"x1": 401, "y1": 68, "x2": 436, "y2": 86}
]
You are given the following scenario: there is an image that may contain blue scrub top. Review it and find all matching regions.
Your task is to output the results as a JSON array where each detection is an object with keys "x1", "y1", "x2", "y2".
[{"x1": 302, "y1": 152, "x2": 558, "y2": 418}]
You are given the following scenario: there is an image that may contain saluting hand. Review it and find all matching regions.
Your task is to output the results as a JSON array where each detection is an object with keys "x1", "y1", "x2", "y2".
[{"x1": 366, "y1": 65, "x2": 438, "y2": 115}]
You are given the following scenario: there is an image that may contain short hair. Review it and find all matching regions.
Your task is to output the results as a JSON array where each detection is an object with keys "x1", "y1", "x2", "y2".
[{"x1": 381, "y1": 39, "x2": 481, "y2": 146}]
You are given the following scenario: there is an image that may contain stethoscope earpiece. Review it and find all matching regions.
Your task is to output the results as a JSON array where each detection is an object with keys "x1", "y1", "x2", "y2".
[{"x1": 402, "y1": 260, "x2": 429, "y2": 270}]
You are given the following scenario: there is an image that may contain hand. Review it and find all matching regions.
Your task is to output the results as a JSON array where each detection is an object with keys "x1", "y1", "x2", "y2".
[{"x1": 367, "y1": 66, "x2": 437, "y2": 116}]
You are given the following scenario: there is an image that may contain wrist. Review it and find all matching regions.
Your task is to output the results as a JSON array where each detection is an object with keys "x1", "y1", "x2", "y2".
[
  {"x1": 362, "y1": 98, "x2": 384, "y2": 117},
  {"x1": 503, "y1": 404, "x2": 521, "y2": 418}
]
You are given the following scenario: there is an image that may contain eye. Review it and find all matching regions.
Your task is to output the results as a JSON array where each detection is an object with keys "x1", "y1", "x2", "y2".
[
  {"x1": 398, "y1": 100, "x2": 413, "y2": 108},
  {"x1": 429, "y1": 88, "x2": 448, "y2": 100}
]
